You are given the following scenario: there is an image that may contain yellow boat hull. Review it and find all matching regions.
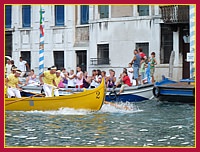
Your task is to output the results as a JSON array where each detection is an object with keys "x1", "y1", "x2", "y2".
[{"x1": 5, "y1": 79, "x2": 106, "y2": 111}]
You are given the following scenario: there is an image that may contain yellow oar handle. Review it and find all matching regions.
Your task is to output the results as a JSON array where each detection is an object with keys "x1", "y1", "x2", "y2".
[{"x1": 5, "y1": 93, "x2": 44, "y2": 106}]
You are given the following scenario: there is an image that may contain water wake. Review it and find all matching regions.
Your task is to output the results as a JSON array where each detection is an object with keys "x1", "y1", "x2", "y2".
[
  {"x1": 23, "y1": 108, "x2": 92, "y2": 115},
  {"x1": 16, "y1": 102, "x2": 142, "y2": 115},
  {"x1": 100, "y1": 102, "x2": 143, "y2": 113}
]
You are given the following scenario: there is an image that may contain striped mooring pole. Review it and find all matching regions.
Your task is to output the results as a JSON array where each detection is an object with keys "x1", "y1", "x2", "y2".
[
  {"x1": 39, "y1": 6, "x2": 45, "y2": 76},
  {"x1": 189, "y1": 5, "x2": 195, "y2": 78}
]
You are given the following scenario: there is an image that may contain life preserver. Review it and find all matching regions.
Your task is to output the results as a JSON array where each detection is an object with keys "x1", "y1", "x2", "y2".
[
  {"x1": 153, "y1": 86, "x2": 160, "y2": 98},
  {"x1": 109, "y1": 90, "x2": 117, "y2": 100}
]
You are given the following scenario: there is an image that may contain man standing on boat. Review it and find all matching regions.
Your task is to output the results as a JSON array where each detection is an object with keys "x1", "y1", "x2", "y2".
[
  {"x1": 39, "y1": 66, "x2": 57, "y2": 97},
  {"x1": 5, "y1": 59, "x2": 12, "y2": 77},
  {"x1": 131, "y1": 49, "x2": 140, "y2": 86},
  {"x1": 18, "y1": 57, "x2": 30, "y2": 77},
  {"x1": 5, "y1": 70, "x2": 22, "y2": 98}
]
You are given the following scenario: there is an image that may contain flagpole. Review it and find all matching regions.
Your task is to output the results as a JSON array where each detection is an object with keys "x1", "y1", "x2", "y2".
[
  {"x1": 39, "y1": 6, "x2": 45, "y2": 76},
  {"x1": 189, "y1": 5, "x2": 195, "y2": 78}
]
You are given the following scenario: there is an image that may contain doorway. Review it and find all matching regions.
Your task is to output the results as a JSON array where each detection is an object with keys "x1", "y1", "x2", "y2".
[
  {"x1": 76, "y1": 50, "x2": 87, "y2": 72},
  {"x1": 21, "y1": 51, "x2": 31, "y2": 70},
  {"x1": 5, "y1": 31, "x2": 12, "y2": 57},
  {"x1": 54, "y1": 51, "x2": 64, "y2": 70},
  {"x1": 182, "y1": 43, "x2": 190, "y2": 79},
  {"x1": 179, "y1": 26, "x2": 190, "y2": 79}
]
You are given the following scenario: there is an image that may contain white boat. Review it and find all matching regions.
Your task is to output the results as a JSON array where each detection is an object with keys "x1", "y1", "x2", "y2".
[{"x1": 106, "y1": 83, "x2": 154, "y2": 102}]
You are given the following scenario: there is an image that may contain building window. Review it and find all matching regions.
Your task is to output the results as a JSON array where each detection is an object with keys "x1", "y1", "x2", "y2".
[
  {"x1": 55, "y1": 5, "x2": 64, "y2": 26},
  {"x1": 137, "y1": 5, "x2": 149, "y2": 16},
  {"x1": 99, "y1": 5, "x2": 109, "y2": 18},
  {"x1": 80, "y1": 5, "x2": 89, "y2": 24},
  {"x1": 136, "y1": 43, "x2": 149, "y2": 57},
  {"x1": 160, "y1": 24, "x2": 173, "y2": 64},
  {"x1": 97, "y1": 44, "x2": 109, "y2": 64},
  {"x1": 5, "y1": 32, "x2": 12, "y2": 57},
  {"x1": 54, "y1": 51, "x2": 64, "y2": 69},
  {"x1": 5, "y1": 5, "x2": 12, "y2": 28},
  {"x1": 22, "y1": 5, "x2": 31, "y2": 27}
]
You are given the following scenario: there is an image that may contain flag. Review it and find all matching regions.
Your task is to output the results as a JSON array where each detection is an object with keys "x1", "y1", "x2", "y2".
[{"x1": 39, "y1": 6, "x2": 45, "y2": 76}]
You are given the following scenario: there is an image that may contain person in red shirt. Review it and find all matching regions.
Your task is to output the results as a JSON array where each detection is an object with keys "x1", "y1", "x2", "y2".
[
  {"x1": 138, "y1": 47, "x2": 147, "y2": 59},
  {"x1": 117, "y1": 71, "x2": 132, "y2": 95}
]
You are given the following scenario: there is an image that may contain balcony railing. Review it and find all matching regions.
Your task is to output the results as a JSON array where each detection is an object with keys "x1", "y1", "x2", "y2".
[
  {"x1": 160, "y1": 5, "x2": 189, "y2": 24},
  {"x1": 90, "y1": 58, "x2": 110, "y2": 65}
]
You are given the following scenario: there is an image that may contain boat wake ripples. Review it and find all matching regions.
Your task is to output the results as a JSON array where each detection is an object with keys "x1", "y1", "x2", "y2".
[
  {"x1": 11, "y1": 101, "x2": 142, "y2": 115},
  {"x1": 100, "y1": 102, "x2": 143, "y2": 113}
]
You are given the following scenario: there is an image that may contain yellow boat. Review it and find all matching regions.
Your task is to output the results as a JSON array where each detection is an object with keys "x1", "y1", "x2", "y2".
[{"x1": 5, "y1": 79, "x2": 106, "y2": 111}]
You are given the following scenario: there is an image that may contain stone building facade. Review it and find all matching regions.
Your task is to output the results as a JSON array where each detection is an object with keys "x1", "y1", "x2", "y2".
[{"x1": 5, "y1": 5, "x2": 191, "y2": 81}]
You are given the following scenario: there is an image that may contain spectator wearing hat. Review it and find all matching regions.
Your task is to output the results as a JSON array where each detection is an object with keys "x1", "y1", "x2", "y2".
[
  {"x1": 5, "y1": 70, "x2": 22, "y2": 98},
  {"x1": 39, "y1": 66, "x2": 57, "y2": 97}
]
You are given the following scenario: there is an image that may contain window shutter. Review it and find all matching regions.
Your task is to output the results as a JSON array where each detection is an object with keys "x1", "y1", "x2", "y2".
[
  {"x1": 55, "y1": 5, "x2": 64, "y2": 26},
  {"x1": 5, "y1": 5, "x2": 12, "y2": 28},
  {"x1": 22, "y1": 5, "x2": 31, "y2": 27},
  {"x1": 100, "y1": 5, "x2": 109, "y2": 18},
  {"x1": 81, "y1": 5, "x2": 89, "y2": 24},
  {"x1": 138, "y1": 5, "x2": 149, "y2": 16}
]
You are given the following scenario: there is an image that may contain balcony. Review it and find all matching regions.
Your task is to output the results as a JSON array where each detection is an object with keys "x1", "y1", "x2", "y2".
[
  {"x1": 160, "y1": 5, "x2": 189, "y2": 24},
  {"x1": 90, "y1": 58, "x2": 110, "y2": 65}
]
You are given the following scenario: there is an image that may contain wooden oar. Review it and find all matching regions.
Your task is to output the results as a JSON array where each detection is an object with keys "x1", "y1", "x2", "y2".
[
  {"x1": 5, "y1": 93, "x2": 45, "y2": 106},
  {"x1": 43, "y1": 83, "x2": 83, "y2": 93},
  {"x1": 21, "y1": 90, "x2": 45, "y2": 97},
  {"x1": 104, "y1": 101, "x2": 131, "y2": 111}
]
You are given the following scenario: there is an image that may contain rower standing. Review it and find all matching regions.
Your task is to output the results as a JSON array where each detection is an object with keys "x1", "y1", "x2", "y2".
[
  {"x1": 54, "y1": 70, "x2": 64, "y2": 96},
  {"x1": 5, "y1": 70, "x2": 22, "y2": 98},
  {"x1": 39, "y1": 66, "x2": 57, "y2": 97}
]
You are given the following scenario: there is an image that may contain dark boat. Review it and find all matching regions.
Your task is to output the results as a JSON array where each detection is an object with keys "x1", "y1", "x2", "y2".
[{"x1": 152, "y1": 76, "x2": 195, "y2": 103}]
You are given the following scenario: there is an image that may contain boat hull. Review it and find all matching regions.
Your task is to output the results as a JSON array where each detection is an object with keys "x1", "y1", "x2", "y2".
[
  {"x1": 157, "y1": 95, "x2": 194, "y2": 103},
  {"x1": 106, "y1": 84, "x2": 154, "y2": 102},
  {"x1": 20, "y1": 82, "x2": 154, "y2": 103},
  {"x1": 5, "y1": 79, "x2": 106, "y2": 111},
  {"x1": 153, "y1": 78, "x2": 195, "y2": 103}
]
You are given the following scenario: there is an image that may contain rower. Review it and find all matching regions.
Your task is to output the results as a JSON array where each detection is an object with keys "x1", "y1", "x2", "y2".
[
  {"x1": 39, "y1": 66, "x2": 57, "y2": 97},
  {"x1": 54, "y1": 70, "x2": 63, "y2": 96},
  {"x1": 5, "y1": 70, "x2": 22, "y2": 98}
]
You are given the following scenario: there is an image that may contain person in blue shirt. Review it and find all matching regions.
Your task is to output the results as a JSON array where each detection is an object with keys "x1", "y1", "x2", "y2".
[{"x1": 130, "y1": 49, "x2": 140, "y2": 86}]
